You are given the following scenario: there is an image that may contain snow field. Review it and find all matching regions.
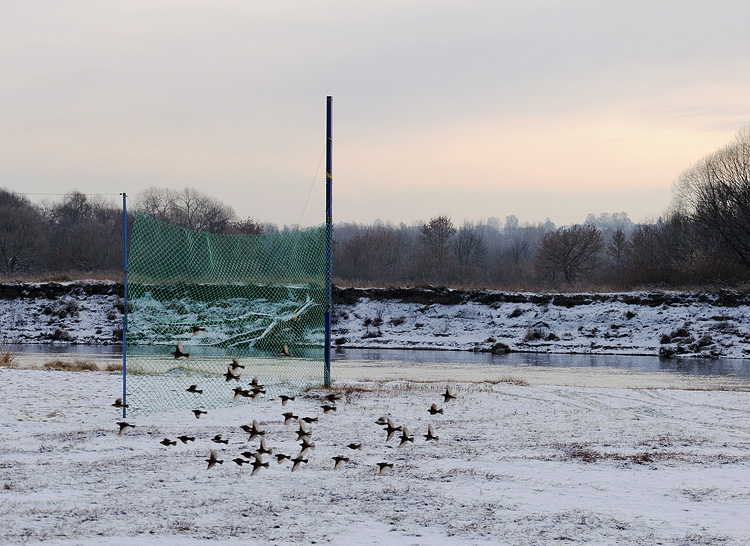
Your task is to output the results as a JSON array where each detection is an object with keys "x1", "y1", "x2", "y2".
[{"x1": 1, "y1": 367, "x2": 749, "y2": 545}]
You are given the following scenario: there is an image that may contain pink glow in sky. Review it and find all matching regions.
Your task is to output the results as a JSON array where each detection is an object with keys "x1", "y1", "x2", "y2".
[{"x1": 1, "y1": 1, "x2": 749, "y2": 227}]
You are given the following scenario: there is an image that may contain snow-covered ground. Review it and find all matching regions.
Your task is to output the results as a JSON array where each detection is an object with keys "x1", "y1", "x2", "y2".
[
  {"x1": 2, "y1": 282, "x2": 750, "y2": 359},
  {"x1": 1, "y1": 366, "x2": 749, "y2": 545}
]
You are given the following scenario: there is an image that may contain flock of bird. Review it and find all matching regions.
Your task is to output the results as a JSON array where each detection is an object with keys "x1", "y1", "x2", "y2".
[{"x1": 113, "y1": 338, "x2": 457, "y2": 476}]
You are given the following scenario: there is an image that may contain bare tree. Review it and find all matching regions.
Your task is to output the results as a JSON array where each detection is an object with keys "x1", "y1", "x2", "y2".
[
  {"x1": 537, "y1": 224, "x2": 604, "y2": 283},
  {"x1": 135, "y1": 187, "x2": 236, "y2": 233},
  {"x1": 673, "y1": 126, "x2": 750, "y2": 265},
  {"x1": 0, "y1": 189, "x2": 47, "y2": 274},
  {"x1": 452, "y1": 222, "x2": 487, "y2": 268}
]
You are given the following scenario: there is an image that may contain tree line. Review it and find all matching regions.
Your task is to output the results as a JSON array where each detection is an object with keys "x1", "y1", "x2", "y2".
[{"x1": 2, "y1": 127, "x2": 749, "y2": 289}]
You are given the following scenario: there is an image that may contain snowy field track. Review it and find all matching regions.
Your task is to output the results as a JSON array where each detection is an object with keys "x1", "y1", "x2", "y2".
[{"x1": 1, "y1": 368, "x2": 750, "y2": 545}]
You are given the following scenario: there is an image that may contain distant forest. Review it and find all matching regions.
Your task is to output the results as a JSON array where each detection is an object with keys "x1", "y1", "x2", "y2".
[{"x1": 2, "y1": 128, "x2": 749, "y2": 291}]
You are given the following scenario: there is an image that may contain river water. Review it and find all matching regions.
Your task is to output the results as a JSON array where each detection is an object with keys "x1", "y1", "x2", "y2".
[{"x1": 6, "y1": 344, "x2": 750, "y2": 390}]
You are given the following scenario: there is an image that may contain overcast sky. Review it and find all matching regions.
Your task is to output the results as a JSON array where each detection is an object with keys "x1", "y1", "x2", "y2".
[{"x1": 2, "y1": 1, "x2": 749, "y2": 228}]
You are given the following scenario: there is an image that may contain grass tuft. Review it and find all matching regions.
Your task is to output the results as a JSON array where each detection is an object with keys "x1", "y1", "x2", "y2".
[{"x1": 43, "y1": 359, "x2": 99, "y2": 372}]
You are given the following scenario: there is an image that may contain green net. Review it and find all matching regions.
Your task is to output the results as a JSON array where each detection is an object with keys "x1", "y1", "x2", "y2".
[{"x1": 125, "y1": 212, "x2": 329, "y2": 415}]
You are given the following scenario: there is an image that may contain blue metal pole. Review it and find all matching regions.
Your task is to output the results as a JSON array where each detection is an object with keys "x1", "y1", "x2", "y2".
[
  {"x1": 324, "y1": 96, "x2": 333, "y2": 386},
  {"x1": 121, "y1": 192, "x2": 128, "y2": 418}
]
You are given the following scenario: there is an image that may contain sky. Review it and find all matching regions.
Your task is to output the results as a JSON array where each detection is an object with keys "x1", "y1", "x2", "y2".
[{"x1": 1, "y1": 1, "x2": 749, "y2": 228}]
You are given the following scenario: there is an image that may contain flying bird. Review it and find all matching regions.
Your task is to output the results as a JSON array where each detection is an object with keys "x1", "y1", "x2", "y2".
[
  {"x1": 375, "y1": 416, "x2": 389, "y2": 426},
  {"x1": 321, "y1": 404, "x2": 337, "y2": 414},
  {"x1": 250, "y1": 458, "x2": 269, "y2": 476},
  {"x1": 325, "y1": 393, "x2": 342, "y2": 403},
  {"x1": 171, "y1": 342, "x2": 190, "y2": 359},
  {"x1": 206, "y1": 450, "x2": 223, "y2": 470},
  {"x1": 250, "y1": 386, "x2": 265, "y2": 400},
  {"x1": 281, "y1": 344, "x2": 292, "y2": 357},
  {"x1": 398, "y1": 427, "x2": 415, "y2": 448},
  {"x1": 295, "y1": 423, "x2": 311, "y2": 441},
  {"x1": 280, "y1": 395, "x2": 295, "y2": 406},
  {"x1": 376, "y1": 462, "x2": 394, "y2": 475},
  {"x1": 428, "y1": 403, "x2": 444, "y2": 415},
  {"x1": 291, "y1": 457, "x2": 308, "y2": 472},
  {"x1": 301, "y1": 416, "x2": 319, "y2": 425},
  {"x1": 275, "y1": 453, "x2": 291, "y2": 464},
  {"x1": 186, "y1": 384, "x2": 203, "y2": 394},
  {"x1": 299, "y1": 438, "x2": 315, "y2": 456},
  {"x1": 117, "y1": 421, "x2": 135, "y2": 435},
  {"x1": 346, "y1": 443, "x2": 363, "y2": 451},
  {"x1": 384, "y1": 419, "x2": 402, "y2": 442},
  {"x1": 191, "y1": 325, "x2": 206, "y2": 335},
  {"x1": 224, "y1": 367, "x2": 240, "y2": 382},
  {"x1": 282, "y1": 412, "x2": 298, "y2": 426},
  {"x1": 232, "y1": 457, "x2": 249, "y2": 466},
  {"x1": 160, "y1": 438, "x2": 177, "y2": 446},
  {"x1": 229, "y1": 357, "x2": 245, "y2": 370},
  {"x1": 249, "y1": 376, "x2": 261, "y2": 386},
  {"x1": 177, "y1": 435, "x2": 196, "y2": 444},
  {"x1": 443, "y1": 386, "x2": 456, "y2": 403},
  {"x1": 256, "y1": 438, "x2": 273, "y2": 456},
  {"x1": 332, "y1": 456, "x2": 350, "y2": 470},
  {"x1": 211, "y1": 434, "x2": 229, "y2": 445},
  {"x1": 112, "y1": 397, "x2": 128, "y2": 408},
  {"x1": 424, "y1": 424, "x2": 439, "y2": 442},
  {"x1": 233, "y1": 387, "x2": 251, "y2": 401},
  {"x1": 241, "y1": 420, "x2": 265, "y2": 441},
  {"x1": 192, "y1": 409, "x2": 207, "y2": 419}
]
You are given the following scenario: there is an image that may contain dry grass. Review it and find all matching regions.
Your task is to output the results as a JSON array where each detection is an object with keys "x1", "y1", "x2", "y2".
[
  {"x1": 43, "y1": 359, "x2": 100, "y2": 372},
  {"x1": 0, "y1": 339, "x2": 19, "y2": 368}
]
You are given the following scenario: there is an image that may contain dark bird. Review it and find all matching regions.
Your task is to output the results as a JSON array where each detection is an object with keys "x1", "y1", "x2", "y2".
[
  {"x1": 186, "y1": 384, "x2": 203, "y2": 394},
  {"x1": 232, "y1": 457, "x2": 249, "y2": 466},
  {"x1": 250, "y1": 458, "x2": 269, "y2": 476},
  {"x1": 443, "y1": 386, "x2": 456, "y2": 403},
  {"x1": 325, "y1": 393, "x2": 342, "y2": 403},
  {"x1": 375, "y1": 416, "x2": 389, "y2": 426},
  {"x1": 177, "y1": 435, "x2": 195, "y2": 444},
  {"x1": 192, "y1": 409, "x2": 207, "y2": 419},
  {"x1": 160, "y1": 438, "x2": 177, "y2": 446},
  {"x1": 384, "y1": 419, "x2": 402, "y2": 442},
  {"x1": 229, "y1": 357, "x2": 245, "y2": 371},
  {"x1": 117, "y1": 421, "x2": 135, "y2": 436},
  {"x1": 281, "y1": 344, "x2": 292, "y2": 357},
  {"x1": 172, "y1": 342, "x2": 190, "y2": 359},
  {"x1": 299, "y1": 438, "x2": 316, "y2": 456},
  {"x1": 321, "y1": 404, "x2": 337, "y2": 414},
  {"x1": 346, "y1": 443, "x2": 363, "y2": 451},
  {"x1": 291, "y1": 457, "x2": 308, "y2": 472},
  {"x1": 249, "y1": 376, "x2": 261, "y2": 386},
  {"x1": 376, "y1": 462, "x2": 394, "y2": 475},
  {"x1": 211, "y1": 434, "x2": 229, "y2": 445},
  {"x1": 224, "y1": 367, "x2": 240, "y2": 382},
  {"x1": 241, "y1": 420, "x2": 265, "y2": 441},
  {"x1": 301, "y1": 416, "x2": 319, "y2": 425},
  {"x1": 241, "y1": 451, "x2": 259, "y2": 460},
  {"x1": 428, "y1": 403, "x2": 444, "y2": 415},
  {"x1": 250, "y1": 386, "x2": 266, "y2": 400},
  {"x1": 398, "y1": 427, "x2": 415, "y2": 448},
  {"x1": 424, "y1": 424, "x2": 439, "y2": 442},
  {"x1": 280, "y1": 395, "x2": 295, "y2": 406},
  {"x1": 256, "y1": 438, "x2": 273, "y2": 456},
  {"x1": 191, "y1": 325, "x2": 206, "y2": 336},
  {"x1": 282, "y1": 412, "x2": 298, "y2": 426},
  {"x1": 295, "y1": 423, "x2": 310, "y2": 441},
  {"x1": 233, "y1": 387, "x2": 251, "y2": 401},
  {"x1": 206, "y1": 450, "x2": 223, "y2": 469},
  {"x1": 112, "y1": 397, "x2": 128, "y2": 408},
  {"x1": 332, "y1": 456, "x2": 350, "y2": 470},
  {"x1": 275, "y1": 453, "x2": 291, "y2": 464}
]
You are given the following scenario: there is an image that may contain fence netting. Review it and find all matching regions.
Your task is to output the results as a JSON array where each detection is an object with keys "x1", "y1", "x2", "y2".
[{"x1": 125, "y1": 212, "x2": 328, "y2": 415}]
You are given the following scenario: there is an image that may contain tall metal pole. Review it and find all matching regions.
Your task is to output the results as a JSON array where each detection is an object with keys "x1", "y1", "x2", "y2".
[
  {"x1": 324, "y1": 96, "x2": 333, "y2": 386},
  {"x1": 121, "y1": 192, "x2": 128, "y2": 418}
]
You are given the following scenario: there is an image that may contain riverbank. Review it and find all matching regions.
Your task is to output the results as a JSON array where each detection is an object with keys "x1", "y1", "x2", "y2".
[{"x1": 1, "y1": 282, "x2": 749, "y2": 358}]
